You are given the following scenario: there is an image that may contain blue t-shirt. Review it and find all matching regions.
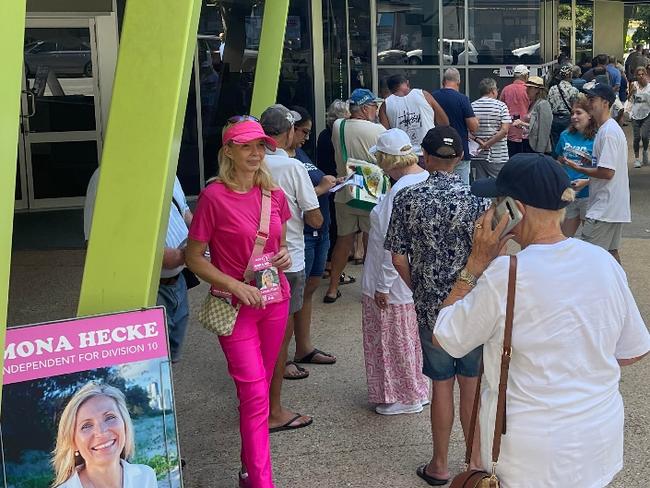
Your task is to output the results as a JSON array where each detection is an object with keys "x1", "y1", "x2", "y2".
[
  {"x1": 295, "y1": 148, "x2": 330, "y2": 235},
  {"x1": 432, "y1": 88, "x2": 475, "y2": 159},
  {"x1": 606, "y1": 64, "x2": 622, "y2": 88},
  {"x1": 554, "y1": 129, "x2": 594, "y2": 199}
]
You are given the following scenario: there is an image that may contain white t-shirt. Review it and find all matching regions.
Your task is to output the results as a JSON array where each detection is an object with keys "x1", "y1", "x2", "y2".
[
  {"x1": 265, "y1": 148, "x2": 320, "y2": 273},
  {"x1": 471, "y1": 97, "x2": 511, "y2": 165},
  {"x1": 384, "y1": 89, "x2": 435, "y2": 155},
  {"x1": 58, "y1": 460, "x2": 157, "y2": 488},
  {"x1": 331, "y1": 118, "x2": 386, "y2": 203},
  {"x1": 587, "y1": 118, "x2": 631, "y2": 222},
  {"x1": 630, "y1": 81, "x2": 650, "y2": 120},
  {"x1": 361, "y1": 170, "x2": 429, "y2": 304},
  {"x1": 434, "y1": 239, "x2": 650, "y2": 488}
]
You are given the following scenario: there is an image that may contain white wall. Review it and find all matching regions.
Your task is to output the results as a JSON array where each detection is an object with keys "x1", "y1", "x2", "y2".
[{"x1": 594, "y1": 0, "x2": 625, "y2": 60}]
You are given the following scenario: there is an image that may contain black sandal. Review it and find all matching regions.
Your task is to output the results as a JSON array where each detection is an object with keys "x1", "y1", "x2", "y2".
[
  {"x1": 416, "y1": 464, "x2": 449, "y2": 486},
  {"x1": 323, "y1": 290, "x2": 341, "y2": 303},
  {"x1": 283, "y1": 361, "x2": 309, "y2": 380},
  {"x1": 339, "y1": 273, "x2": 356, "y2": 285},
  {"x1": 295, "y1": 348, "x2": 336, "y2": 365}
]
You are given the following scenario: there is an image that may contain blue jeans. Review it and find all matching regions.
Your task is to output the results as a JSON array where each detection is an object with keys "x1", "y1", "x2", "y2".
[
  {"x1": 304, "y1": 231, "x2": 330, "y2": 277},
  {"x1": 419, "y1": 327, "x2": 482, "y2": 380},
  {"x1": 453, "y1": 159, "x2": 471, "y2": 185},
  {"x1": 156, "y1": 272, "x2": 189, "y2": 362}
]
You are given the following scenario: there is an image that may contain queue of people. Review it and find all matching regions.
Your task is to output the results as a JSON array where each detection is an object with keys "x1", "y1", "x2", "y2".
[{"x1": 79, "y1": 52, "x2": 648, "y2": 487}]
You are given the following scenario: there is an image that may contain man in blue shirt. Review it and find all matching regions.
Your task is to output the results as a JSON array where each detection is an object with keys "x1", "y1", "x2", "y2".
[{"x1": 432, "y1": 68, "x2": 479, "y2": 184}]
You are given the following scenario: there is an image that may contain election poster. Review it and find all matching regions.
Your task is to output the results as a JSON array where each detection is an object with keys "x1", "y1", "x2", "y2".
[{"x1": 0, "y1": 307, "x2": 183, "y2": 488}]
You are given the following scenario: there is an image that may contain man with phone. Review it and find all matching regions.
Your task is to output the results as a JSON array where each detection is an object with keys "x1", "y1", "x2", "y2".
[
  {"x1": 385, "y1": 126, "x2": 490, "y2": 485},
  {"x1": 563, "y1": 83, "x2": 630, "y2": 263}
]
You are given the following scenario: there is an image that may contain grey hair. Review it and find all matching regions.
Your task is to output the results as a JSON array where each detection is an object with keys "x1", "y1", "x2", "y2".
[
  {"x1": 326, "y1": 99, "x2": 350, "y2": 128},
  {"x1": 479, "y1": 78, "x2": 498, "y2": 96},
  {"x1": 443, "y1": 68, "x2": 461, "y2": 84},
  {"x1": 572, "y1": 65, "x2": 582, "y2": 78}
]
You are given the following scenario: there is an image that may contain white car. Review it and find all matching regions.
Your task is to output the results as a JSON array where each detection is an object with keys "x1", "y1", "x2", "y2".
[{"x1": 406, "y1": 40, "x2": 478, "y2": 65}]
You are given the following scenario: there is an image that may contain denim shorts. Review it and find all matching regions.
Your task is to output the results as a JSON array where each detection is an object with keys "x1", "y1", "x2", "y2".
[
  {"x1": 418, "y1": 327, "x2": 482, "y2": 380},
  {"x1": 304, "y1": 232, "x2": 330, "y2": 278}
]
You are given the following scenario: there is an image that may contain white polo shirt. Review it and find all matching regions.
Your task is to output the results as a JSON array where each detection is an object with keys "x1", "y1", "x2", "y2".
[{"x1": 265, "y1": 148, "x2": 320, "y2": 273}]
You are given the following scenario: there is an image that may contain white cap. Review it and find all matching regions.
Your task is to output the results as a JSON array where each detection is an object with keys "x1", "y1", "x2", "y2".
[
  {"x1": 513, "y1": 64, "x2": 530, "y2": 75},
  {"x1": 369, "y1": 128, "x2": 414, "y2": 156}
]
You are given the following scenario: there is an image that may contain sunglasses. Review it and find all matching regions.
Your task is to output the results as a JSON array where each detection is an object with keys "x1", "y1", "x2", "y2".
[{"x1": 227, "y1": 115, "x2": 259, "y2": 124}]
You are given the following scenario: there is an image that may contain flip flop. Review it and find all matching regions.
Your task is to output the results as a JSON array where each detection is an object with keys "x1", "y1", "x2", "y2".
[
  {"x1": 295, "y1": 348, "x2": 337, "y2": 365},
  {"x1": 284, "y1": 361, "x2": 309, "y2": 380},
  {"x1": 416, "y1": 464, "x2": 449, "y2": 486},
  {"x1": 339, "y1": 273, "x2": 356, "y2": 285},
  {"x1": 269, "y1": 413, "x2": 313, "y2": 433},
  {"x1": 323, "y1": 290, "x2": 341, "y2": 303}
]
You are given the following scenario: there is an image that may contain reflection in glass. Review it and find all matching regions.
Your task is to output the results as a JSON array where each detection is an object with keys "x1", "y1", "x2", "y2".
[
  {"x1": 378, "y1": 68, "x2": 441, "y2": 99},
  {"x1": 468, "y1": 0, "x2": 542, "y2": 65},
  {"x1": 24, "y1": 28, "x2": 96, "y2": 133},
  {"x1": 575, "y1": 0, "x2": 593, "y2": 69},
  {"x1": 468, "y1": 67, "x2": 510, "y2": 101},
  {"x1": 350, "y1": 0, "x2": 372, "y2": 88},
  {"x1": 376, "y1": 0, "x2": 439, "y2": 66},
  {"x1": 442, "y1": 0, "x2": 466, "y2": 65},
  {"x1": 31, "y1": 141, "x2": 98, "y2": 199},
  {"x1": 324, "y1": 0, "x2": 349, "y2": 101}
]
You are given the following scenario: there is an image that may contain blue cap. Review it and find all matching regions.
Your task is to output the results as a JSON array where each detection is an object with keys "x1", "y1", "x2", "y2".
[
  {"x1": 583, "y1": 82, "x2": 616, "y2": 105},
  {"x1": 471, "y1": 153, "x2": 571, "y2": 210},
  {"x1": 349, "y1": 88, "x2": 381, "y2": 106}
]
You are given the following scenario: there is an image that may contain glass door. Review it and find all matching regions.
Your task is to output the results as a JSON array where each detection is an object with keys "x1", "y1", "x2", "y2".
[{"x1": 20, "y1": 18, "x2": 102, "y2": 209}]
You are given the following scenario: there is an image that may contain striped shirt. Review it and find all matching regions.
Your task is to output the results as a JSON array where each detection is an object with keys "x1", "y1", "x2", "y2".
[
  {"x1": 161, "y1": 177, "x2": 190, "y2": 278},
  {"x1": 471, "y1": 97, "x2": 511, "y2": 165}
]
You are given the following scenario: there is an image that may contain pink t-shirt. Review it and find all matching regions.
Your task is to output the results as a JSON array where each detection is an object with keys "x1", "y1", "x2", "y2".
[
  {"x1": 499, "y1": 79, "x2": 530, "y2": 142},
  {"x1": 189, "y1": 182, "x2": 292, "y2": 301}
]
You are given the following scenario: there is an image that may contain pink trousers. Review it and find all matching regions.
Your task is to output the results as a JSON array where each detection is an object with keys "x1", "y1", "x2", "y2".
[{"x1": 218, "y1": 300, "x2": 289, "y2": 488}]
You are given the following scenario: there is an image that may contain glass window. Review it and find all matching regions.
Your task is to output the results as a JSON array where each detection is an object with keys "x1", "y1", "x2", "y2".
[
  {"x1": 575, "y1": 0, "x2": 593, "y2": 69},
  {"x1": 350, "y1": 0, "x2": 372, "y2": 88},
  {"x1": 378, "y1": 68, "x2": 441, "y2": 98},
  {"x1": 467, "y1": 67, "x2": 511, "y2": 101},
  {"x1": 31, "y1": 141, "x2": 98, "y2": 199},
  {"x1": 558, "y1": 0, "x2": 572, "y2": 60},
  {"x1": 377, "y1": 0, "x2": 439, "y2": 66},
  {"x1": 468, "y1": 0, "x2": 542, "y2": 65},
  {"x1": 323, "y1": 0, "x2": 349, "y2": 102},
  {"x1": 442, "y1": 0, "x2": 466, "y2": 66}
]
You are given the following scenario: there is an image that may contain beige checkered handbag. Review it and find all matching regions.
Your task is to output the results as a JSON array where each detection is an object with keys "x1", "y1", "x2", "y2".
[
  {"x1": 197, "y1": 188, "x2": 272, "y2": 336},
  {"x1": 197, "y1": 294, "x2": 240, "y2": 336}
]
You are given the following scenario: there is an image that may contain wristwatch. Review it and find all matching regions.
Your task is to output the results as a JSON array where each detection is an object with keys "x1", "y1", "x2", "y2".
[{"x1": 458, "y1": 268, "x2": 478, "y2": 288}]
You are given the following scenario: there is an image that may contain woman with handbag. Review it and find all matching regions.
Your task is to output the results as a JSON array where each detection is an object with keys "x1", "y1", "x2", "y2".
[
  {"x1": 433, "y1": 154, "x2": 650, "y2": 487},
  {"x1": 185, "y1": 118, "x2": 293, "y2": 488},
  {"x1": 512, "y1": 77, "x2": 553, "y2": 154}
]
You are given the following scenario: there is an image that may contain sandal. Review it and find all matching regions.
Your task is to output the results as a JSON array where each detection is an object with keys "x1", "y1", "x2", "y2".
[
  {"x1": 322, "y1": 269, "x2": 331, "y2": 279},
  {"x1": 269, "y1": 413, "x2": 313, "y2": 433},
  {"x1": 283, "y1": 361, "x2": 309, "y2": 380},
  {"x1": 295, "y1": 348, "x2": 336, "y2": 365},
  {"x1": 339, "y1": 273, "x2": 356, "y2": 285},
  {"x1": 323, "y1": 290, "x2": 341, "y2": 303},
  {"x1": 416, "y1": 464, "x2": 449, "y2": 486}
]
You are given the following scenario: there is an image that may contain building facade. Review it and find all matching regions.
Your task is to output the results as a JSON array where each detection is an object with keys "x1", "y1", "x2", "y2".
[{"x1": 14, "y1": 0, "x2": 624, "y2": 212}]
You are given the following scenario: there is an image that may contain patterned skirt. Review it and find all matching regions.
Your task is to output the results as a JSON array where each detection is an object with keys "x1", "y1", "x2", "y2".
[{"x1": 361, "y1": 295, "x2": 430, "y2": 405}]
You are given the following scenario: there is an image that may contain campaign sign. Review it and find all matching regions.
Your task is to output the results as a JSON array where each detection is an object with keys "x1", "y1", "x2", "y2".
[{"x1": 1, "y1": 307, "x2": 183, "y2": 488}]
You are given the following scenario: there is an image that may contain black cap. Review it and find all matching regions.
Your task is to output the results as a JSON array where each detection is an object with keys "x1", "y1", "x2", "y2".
[
  {"x1": 583, "y1": 82, "x2": 616, "y2": 105},
  {"x1": 471, "y1": 153, "x2": 572, "y2": 210},
  {"x1": 421, "y1": 126, "x2": 463, "y2": 159}
]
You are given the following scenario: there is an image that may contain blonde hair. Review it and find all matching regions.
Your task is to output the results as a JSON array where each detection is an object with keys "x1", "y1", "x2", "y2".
[
  {"x1": 209, "y1": 121, "x2": 277, "y2": 191},
  {"x1": 375, "y1": 151, "x2": 419, "y2": 172},
  {"x1": 51, "y1": 382, "x2": 135, "y2": 487}
]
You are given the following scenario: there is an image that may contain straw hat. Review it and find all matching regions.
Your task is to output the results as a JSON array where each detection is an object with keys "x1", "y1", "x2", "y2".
[{"x1": 525, "y1": 76, "x2": 546, "y2": 89}]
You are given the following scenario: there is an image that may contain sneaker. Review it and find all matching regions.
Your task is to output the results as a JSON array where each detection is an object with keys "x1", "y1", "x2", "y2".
[
  {"x1": 375, "y1": 402, "x2": 423, "y2": 415},
  {"x1": 421, "y1": 398, "x2": 431, "y2": 407},
  {"x1": 634, "y1": 159, "x2": 642, "y2": 168}
]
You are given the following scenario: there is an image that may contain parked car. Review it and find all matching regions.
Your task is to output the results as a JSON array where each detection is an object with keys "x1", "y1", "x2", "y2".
[{"x1": 24, "y1": 39, "x2": 92, "y2": 77}]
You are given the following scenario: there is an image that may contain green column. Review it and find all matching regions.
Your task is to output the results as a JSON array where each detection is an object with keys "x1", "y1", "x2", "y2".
[
  {"x1": 0, "y1": 0, "x2": 26, "y2": 403},
  {"x1": 250, "y1": 0, "x2": 291, "y2": 117},
  {"x1": 77, "y1": 0, "x2": 202, "y2": 316}
]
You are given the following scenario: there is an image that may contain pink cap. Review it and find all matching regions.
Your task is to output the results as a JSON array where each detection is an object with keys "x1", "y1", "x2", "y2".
[{"x1": 222, "y1": 120, "x2": 277, "y2": 150}]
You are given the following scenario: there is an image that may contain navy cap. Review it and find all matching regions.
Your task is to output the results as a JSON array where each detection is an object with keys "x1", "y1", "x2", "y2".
[
  {"x1": 583, "y1": 82, "x2": 616, "y2": 105},
  {"x1": 471, "y1": 153, "x2": 571, "y2": 210},
  {"x1": 349, "y1": 88, "x2": 381, "y2": 106}
]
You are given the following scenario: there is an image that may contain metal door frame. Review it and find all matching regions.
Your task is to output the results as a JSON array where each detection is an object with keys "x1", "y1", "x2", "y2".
[{"x1": 19, "y1": 17, "x2": 103, "y2": 210}]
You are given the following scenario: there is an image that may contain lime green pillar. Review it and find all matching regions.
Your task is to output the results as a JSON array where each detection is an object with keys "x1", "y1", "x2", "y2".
[
  {"x1": 0, "y1": 0, "x2": 27, "y2": 403},
  {"x1": 250, "y1": 0, "x2": 291, "y2": 117},
  {"x1": 77, "y1": 0, "x2": 201, "y2": 316}
]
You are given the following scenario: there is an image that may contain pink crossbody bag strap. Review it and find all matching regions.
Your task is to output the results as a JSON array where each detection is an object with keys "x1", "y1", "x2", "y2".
[{"x1": 243, "y1": 188, "x2": 272, "y2": 282}]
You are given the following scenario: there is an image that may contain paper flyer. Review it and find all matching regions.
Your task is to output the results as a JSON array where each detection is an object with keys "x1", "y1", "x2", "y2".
[{"x1": 253, "y1": 253, "x2": 283, "y2": 305}]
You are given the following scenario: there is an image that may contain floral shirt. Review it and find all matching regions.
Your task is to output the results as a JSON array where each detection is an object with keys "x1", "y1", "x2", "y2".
[
  {"x1": 384, "y1": 171, "x2": 490, "y2": 330},
  {"x1": 548, "y1": 81, "x2": 579, "y2": 115}
]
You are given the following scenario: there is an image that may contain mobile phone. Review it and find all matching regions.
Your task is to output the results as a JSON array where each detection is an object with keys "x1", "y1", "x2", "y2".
[{"x1": 492, "y1": 197, "x2": 523, "y2": 237}]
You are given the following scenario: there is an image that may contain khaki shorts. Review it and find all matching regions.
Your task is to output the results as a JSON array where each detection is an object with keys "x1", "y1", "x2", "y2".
[
  {"x1": 565, "y1": 198, "x2": 588, "y2": 220},
  {"x1": 581, "y1": 218, "x2": 623, "y2": 251},
  {"x1": 335, "y1": 202, "x2": 370, "y2": 236}
]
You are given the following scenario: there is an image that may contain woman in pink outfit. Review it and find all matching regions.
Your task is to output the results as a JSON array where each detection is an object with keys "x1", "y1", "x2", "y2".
[{"x1": 186, "y1": 118, "x2": 291, "y2": 488}]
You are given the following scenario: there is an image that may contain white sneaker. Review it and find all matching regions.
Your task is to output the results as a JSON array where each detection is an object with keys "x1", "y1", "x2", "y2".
[
  {"x1": 421, "y1": 398, "x2": 431, "y2": 407},
  {"x1": 634, "y1": 159, "x2": 642, "y2": 168},
  {"x1": 375, "y1": 402, "x2": 424, "y2": 415}
]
